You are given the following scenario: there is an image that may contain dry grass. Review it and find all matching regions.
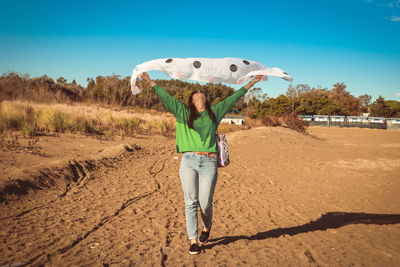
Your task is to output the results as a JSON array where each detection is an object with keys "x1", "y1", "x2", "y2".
[
  {"x1": 217, "y1": 123, "x2": 250, "y2": 133},
  {"x1": 1, "y1": 101, "x2": 306, "y2": 138},
  {"x1": 0, "y1": 101, "x2": 176, "y2": 138}
]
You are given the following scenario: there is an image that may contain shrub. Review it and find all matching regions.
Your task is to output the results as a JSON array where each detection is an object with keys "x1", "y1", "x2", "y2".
[
  {"x1": 261, "y1": 113, "x2": 308, "y2": 134},
  {"x1": 149, "y1": 120, "x2": 175, "y2": 137},
  {"x1": 261, "y1": 115, "x2": 279, "y2": 127},
  {"x1": 281, "y1": 113, "x2": 308, "y2": 134},
  {"x1": 49, "y1": 110, "x2": 69, "y2": 133},
  {"x1": 70, "y1": 115, "x2": 94, "y2": 134},
  {"x1": 23, "y1": 123, "x2": 38, "y2": 137},
  {"x1": 117, "y1": 117, "x2": 144, "y2": 136},
  {"x1": 0, "y1": 112, "x2": 7, "y2": 133}
]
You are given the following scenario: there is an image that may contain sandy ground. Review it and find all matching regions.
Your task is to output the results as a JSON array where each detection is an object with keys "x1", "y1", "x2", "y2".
[{"x1": 0, "y1": 126, "x2": 400, "y2": 266}]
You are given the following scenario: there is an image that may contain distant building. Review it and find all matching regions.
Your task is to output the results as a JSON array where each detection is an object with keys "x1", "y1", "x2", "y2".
[
  {"x1": 221, "y1": 109, "x2": 245, "y2": 125},
  {"x1": 368, "y1": 117, "x2": 385, "y2": 124},
  {"x1": 298, "y1": 115, "x2": 313, "y2": 121},
  {"x1": 347, "y1": 116, "x2": 369, "y2": 123},
  {"x1": 330, "y1": 116, "x2": 345, "y2": 122},
  {"x1": 387, "y1": 118, "x2": 400, "y2": 124},
  {"x1": 314, "y1": 115, "x2": 329, "y2": 122},
  {"x1": 294, "y1": 114, "x2": 399, "y2": 130}
]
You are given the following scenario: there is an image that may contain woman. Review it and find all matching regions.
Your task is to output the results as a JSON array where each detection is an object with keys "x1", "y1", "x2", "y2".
[{"x1": 140, "y1": 72, "x2": 265, "y2": 254}]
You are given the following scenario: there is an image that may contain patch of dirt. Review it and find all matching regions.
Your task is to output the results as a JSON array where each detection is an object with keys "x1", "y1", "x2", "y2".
[{"x1": 0, "y1": 127, "x2": 399, "y2": 266}]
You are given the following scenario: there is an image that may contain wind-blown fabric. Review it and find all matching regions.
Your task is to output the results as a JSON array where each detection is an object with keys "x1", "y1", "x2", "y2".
[{"x1": 130, "y1": 57, "x2": 293, "y2": 94}]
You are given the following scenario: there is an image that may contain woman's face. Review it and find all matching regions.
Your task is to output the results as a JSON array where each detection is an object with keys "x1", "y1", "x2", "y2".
[{"x1": 192, "y1": 90, "x2": 206, "y2": 111}]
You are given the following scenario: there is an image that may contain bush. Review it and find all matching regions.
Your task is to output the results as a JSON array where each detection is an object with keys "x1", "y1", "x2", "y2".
[
  {"x1": 70, "y1": 115, "x2": 94, "y2": 134},
  {"x1": 117, "y1": 117, "x2": 144, "y2": 136},
  {"x1": 0, "y1": 112, "x2": 7, "y2": 133},
  {"x1": 49, "y1": 110, "x2": 69, "y2": 133},
  {"x1": 261, "y1": 115, "x2": 279, "y2": 127},
  {"x1": 281, "y1": 113, "x2": 308, "y2": 134},
  {"x1": 148, "y1": 120, "x2": 175, "y2": 137},
  {"x1": 23, "y1": 123, "x2": 38, "y2": 137},
  {"x1": 261, "y1": 113, "x2": 308, "y2": 134}
]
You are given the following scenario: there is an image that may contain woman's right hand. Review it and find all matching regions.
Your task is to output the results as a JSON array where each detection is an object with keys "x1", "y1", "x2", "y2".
[
  {"x1": 140, "y1": 72, "x2": 155, "y2": 87},
  {"x1": 140, "y1": 72, "x2": 151, "y2": 83}
]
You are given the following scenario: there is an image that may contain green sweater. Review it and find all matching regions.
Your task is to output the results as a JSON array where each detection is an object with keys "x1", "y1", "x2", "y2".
[{"x1": 152, "y1": 84, "x2": 248, "y2": 153}]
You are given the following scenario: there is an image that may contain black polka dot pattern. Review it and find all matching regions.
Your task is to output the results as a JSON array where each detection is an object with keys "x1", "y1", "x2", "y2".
[
  {"x1": 193, "y1": 61, "x2": 201, "y2": 69},
  {"x1": 243, "y1": 60, "x2": 250, "y2": 65},
  {"x1": 165, "y1": 58, "x2": 173, "y2": 63},
  {"x1": 230, "y1": 64, "x2": 237, "y2": 72}
]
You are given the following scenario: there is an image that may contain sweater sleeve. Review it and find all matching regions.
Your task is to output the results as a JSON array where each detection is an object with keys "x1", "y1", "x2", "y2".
[
  {"x1": 212, "y1": 87, "x2": 248, "y2": 123},
  {"x1": 152, "y1": 84, "x2": 188, "y2": 120}
]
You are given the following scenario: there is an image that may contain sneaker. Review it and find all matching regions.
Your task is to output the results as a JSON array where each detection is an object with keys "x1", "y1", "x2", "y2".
[
  {"x1": 189, "y1": 243, "x2": 201, "y2": 255},
  {"x1": 199, "y1": 231, "x2": 210, "y2": 244}
]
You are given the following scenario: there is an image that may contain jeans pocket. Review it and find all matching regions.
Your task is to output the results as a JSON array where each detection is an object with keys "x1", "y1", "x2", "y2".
[{"x1": 208, "y1": 154, "x2": 218, "y2": 162}]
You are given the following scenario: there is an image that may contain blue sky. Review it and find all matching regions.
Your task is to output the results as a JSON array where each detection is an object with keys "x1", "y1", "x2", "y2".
[{"x1": 1, "y1": 0, "x2": 399, "y2": 100}]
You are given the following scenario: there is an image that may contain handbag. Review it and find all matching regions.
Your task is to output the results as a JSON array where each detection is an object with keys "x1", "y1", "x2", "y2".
[{"x1": 215, "y1": 132, "x2": 230, "y2": 167}]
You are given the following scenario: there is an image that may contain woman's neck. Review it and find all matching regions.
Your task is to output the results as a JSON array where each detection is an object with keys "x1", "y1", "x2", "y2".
[{"x1": 196, "y1": 106, "x2": 206, "y2": 112}]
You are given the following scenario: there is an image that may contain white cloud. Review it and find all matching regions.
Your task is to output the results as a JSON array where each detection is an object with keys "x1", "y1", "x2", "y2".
[
  {"x1": 378, "y1": 0, "x2": 400, "y2": 8},
  {"x1": 389, "y1": 15, "x2": 400, "y2": 21},
  {"x1": 397, "y1": 92, "x2": 400, "y2": 96}
]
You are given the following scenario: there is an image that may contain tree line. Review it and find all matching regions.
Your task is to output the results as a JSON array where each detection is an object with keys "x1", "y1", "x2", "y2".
[{"x1": 1, "y1": 72, "x2": 399, "y2": 118}]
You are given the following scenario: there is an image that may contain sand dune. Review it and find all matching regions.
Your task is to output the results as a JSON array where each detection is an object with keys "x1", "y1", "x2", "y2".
[{"x1": 1, "y1": 127, "x2": 400, "y2": 266}]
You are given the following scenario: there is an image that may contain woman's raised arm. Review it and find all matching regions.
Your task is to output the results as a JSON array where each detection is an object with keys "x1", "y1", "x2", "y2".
[{"x1": 139, "y1": 72, "x2": 188, "y2": 120}]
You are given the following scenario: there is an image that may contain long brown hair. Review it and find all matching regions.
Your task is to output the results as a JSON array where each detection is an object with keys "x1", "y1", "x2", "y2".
[{"x1": 187, "y1": 90, "x2": 216, "y2": 129}]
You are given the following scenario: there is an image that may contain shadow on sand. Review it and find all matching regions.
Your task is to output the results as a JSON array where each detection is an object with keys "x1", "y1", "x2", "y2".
[{"x1": 203, "y1": 212, "x2": 400, "y2": 249}]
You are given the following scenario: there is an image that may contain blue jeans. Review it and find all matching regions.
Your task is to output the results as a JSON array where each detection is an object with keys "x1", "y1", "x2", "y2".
[{"x1": 179, "y1": 152, "x2": 218, "y2": 240}]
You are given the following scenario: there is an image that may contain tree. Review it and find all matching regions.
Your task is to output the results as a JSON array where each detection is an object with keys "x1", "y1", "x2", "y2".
[
  {"x1": 329, "y1": 82, "x2": 360, "y2": 115},
  {"x1": 357, "y1": 94, "x2": 372, "y2": 113},
  {"x1": 385, "y1": 100, "x2": 400, "y2": 117},
  {"x1": 56, "y1": 77, "x2": 67, "y2": 84},
  {"x1": 295, "y1": 94, "x2": 346, "y2": 115},
  {"x1": 245, "y1": 87, "x2": 268, "y2": 102},
  {"x1": 358, "y1": 94, "x2": 372, "y2": 107},
  {"x1": 370, "y1": 96, "x2": 391, "y2": 117}
]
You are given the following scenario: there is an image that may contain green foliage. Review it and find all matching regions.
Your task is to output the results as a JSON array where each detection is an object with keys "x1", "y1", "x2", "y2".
[
  {"x1": 49, "y1": 110, "x2": 69, "y2": 132},
  {"x1": 385, "y1": 100, "x2": 400, "y2": 117},
  {"x1": 265, "y1": 94, "x2": 293, "y2": 116},
  {"x1": 70, "y1": 115, "x2": 94, "y2": 134},
  {"x1": 358, "y1": 94, "x2": 372, "y2": 107},
  {"x1": 23, "y1": 123, "x2": 37, "y2": 137},
  {"x1": 295, "y1": 94, "x2": 346, "y2": 115},
  {"x1": 1, "y1": 73, "x2": 399, "y2": 119},
  {"x1": 370, "y1": 96, "x2": 400, "y2": 117}
]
